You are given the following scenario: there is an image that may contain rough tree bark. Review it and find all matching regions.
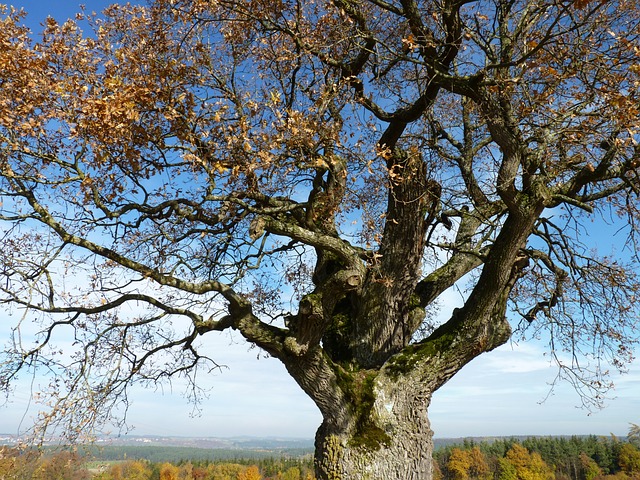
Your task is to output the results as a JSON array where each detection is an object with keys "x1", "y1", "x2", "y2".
[{"x1": 276, "y1": 164, "x2": 543, "y2": 478}]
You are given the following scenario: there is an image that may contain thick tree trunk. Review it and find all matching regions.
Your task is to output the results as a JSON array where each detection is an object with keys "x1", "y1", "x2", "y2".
[
  {"x1": 304, "y1": 288, "x2": 515, "y2": 479},
  {"x1": 281, "y1": 166, "x2": 544, "y2": 479},
  {"x1": 314, "y1": 388, "x2": 435, "y2": 480}
]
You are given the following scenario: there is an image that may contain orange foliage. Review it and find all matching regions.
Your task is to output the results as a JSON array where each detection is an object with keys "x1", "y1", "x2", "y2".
[
  {"x1": 447, "y1": 446, "x2": 491, "y2": 480},
  {"x1": 159, "y1": 462, "x2": 180, "y2": 480},
  {"x1": 499, "y1": 444, "x2": 555, "y2": 480},
  {"x1": 237, "y1": 465, "x2": 262, "y2": 480}
]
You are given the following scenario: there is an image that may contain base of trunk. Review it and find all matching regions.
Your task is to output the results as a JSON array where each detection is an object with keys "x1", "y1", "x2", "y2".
[{"x1": 314, "y1": 406, "x2": 434, "y2": 480}]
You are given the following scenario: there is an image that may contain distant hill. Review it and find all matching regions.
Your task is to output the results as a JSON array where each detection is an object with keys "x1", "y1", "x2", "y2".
[
  {"x1": 0, "y1": 433, "x2": 314, "y2": 449},
  {"x1": 1, "y1": 433, "x2": 623, "y2": 463},
  {"x1": 94, "y1": 434, "x2": 315, "y2": 450},
  {"x1": 0, "y1": 434, "x2": 316, "y2": 462}
]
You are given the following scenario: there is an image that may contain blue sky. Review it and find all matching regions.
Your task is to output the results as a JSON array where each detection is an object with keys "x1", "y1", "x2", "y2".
[
  {"x1": 1, "y1": 0, "x2": 638, "y2": 441},
  {"x1": 7, "y1": 1, "x2": 115, "y2": 21}
]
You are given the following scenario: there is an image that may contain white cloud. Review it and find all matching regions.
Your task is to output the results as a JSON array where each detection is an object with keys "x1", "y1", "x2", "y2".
[
  {"x1": 116, "y1": 331, "x2": 323, "y2": 438},
  {"x1": 474, "y1": 342, "x2": 555, "y2": 374},
  {"x1": 430, "y1": 340, "x2": 640, "y2": 438}
]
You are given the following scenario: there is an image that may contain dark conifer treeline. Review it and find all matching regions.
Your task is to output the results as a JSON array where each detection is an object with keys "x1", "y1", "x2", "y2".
[{"x1": 80, "y1": 444, "x2": 313, "y2": 464}]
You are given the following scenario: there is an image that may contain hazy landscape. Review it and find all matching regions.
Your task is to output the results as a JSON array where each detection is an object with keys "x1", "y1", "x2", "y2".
[{"x1": 1, "y1": 432, "x2": 639, "y2": 479}]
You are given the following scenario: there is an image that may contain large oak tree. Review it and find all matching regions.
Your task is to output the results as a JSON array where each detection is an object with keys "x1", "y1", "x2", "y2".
[{"x1": 1, "y1": 1, "x2": 640, "y2": 478}]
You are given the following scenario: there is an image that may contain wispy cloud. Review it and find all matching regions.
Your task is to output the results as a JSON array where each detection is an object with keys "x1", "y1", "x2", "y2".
[{"x1": 430, "y1": 340, "x2": 640, "y2": 438}]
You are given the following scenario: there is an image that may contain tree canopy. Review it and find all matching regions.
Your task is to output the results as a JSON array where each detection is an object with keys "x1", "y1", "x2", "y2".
[{"x1": 1, "y1": 0, "x2": 640, "y2": 478}]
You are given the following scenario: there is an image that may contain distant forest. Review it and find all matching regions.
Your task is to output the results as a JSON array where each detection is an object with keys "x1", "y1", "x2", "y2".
[
  {"x1": 433, "y1": 435, "x2": 640, "y2": 480},
  {"x1": 81, "y1": 444, "x2": 314, "y2": 463},
  {"x1": 1, "y1": 434, "x2": 639, "y2": 479}
]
